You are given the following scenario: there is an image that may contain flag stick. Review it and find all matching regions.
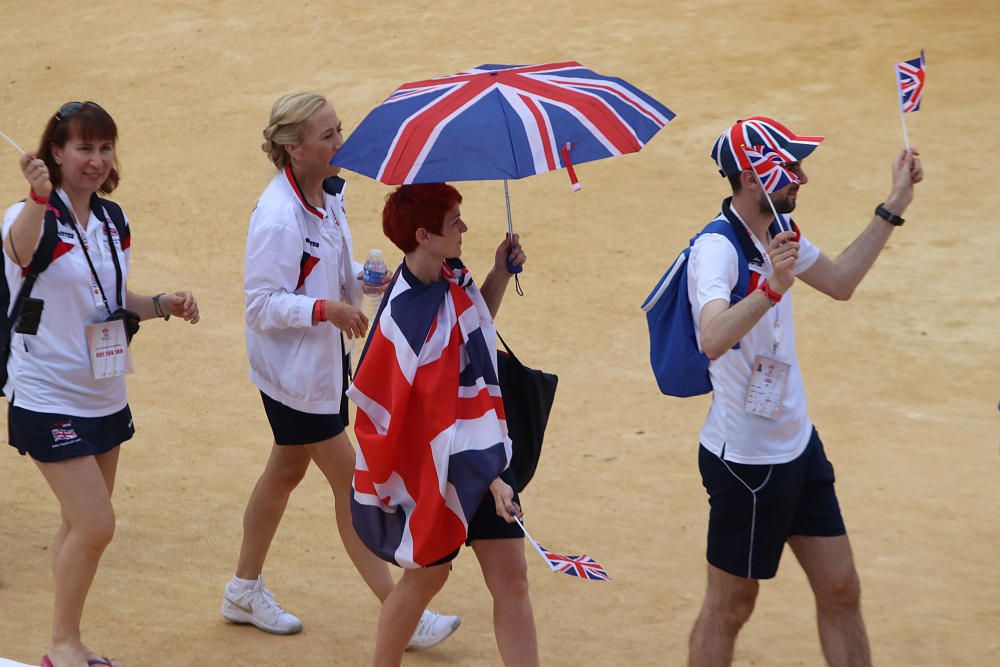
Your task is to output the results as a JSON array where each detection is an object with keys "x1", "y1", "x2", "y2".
[
  {"x1": 895, "y1": 64, "x2": 911, "y2": 151},
  {"x1": 739, "y1": 145, "x2": 789, "y2": 234},
  {"x1": 513, "y1": 516, "x2": 558, "y2": 571},
  {"x1": 0, "y1": 130, "x2": 26, "y2": 155}
]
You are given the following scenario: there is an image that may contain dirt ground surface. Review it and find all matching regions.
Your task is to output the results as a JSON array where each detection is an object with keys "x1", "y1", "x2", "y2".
[{"x1": 1, "y1": 1, "x2": 997, "y2": 665}]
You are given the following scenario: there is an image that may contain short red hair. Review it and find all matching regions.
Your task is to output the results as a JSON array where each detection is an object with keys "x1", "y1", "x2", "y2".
[{"x1": 382, "y1": 183, "x2": 462, "y2": 253}]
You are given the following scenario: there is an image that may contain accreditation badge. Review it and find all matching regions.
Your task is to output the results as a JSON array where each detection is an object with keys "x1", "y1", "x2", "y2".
[
  {"x1": 744, "y1": 355, "x2": 789, "y2": 420},
  {"x1": 86, "y1": 320, "x2": 134, "y2": 379}
]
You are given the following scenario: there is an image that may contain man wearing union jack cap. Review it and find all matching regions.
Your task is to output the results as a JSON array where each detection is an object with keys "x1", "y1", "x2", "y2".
[{"x1": 687, "y1": 117, "x2": 923, "y2": 666}]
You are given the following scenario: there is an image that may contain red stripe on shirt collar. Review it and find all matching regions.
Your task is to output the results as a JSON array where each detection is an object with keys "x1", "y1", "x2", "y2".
[{"x1": 284, "y1": 165, "x2": 325, "y2": 220}]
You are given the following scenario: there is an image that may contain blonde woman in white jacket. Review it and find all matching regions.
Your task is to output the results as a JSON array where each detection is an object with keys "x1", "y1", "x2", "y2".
[{"x1": 221, "y1": 93, "x2": 460, "y2": 649}]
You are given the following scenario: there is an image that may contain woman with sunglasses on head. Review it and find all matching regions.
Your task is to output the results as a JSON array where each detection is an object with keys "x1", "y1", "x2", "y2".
[
  {"x1": 3, "y1": 101, "x2": 200, "y2": 667},
  {"x1": 221, "y1": 92, "x2": 460, "y2": 650}
]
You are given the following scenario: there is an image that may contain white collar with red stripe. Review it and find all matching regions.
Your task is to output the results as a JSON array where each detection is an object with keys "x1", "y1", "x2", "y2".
[{"x1": 283, "y1": 166, "x2": 348, "y2": 225}]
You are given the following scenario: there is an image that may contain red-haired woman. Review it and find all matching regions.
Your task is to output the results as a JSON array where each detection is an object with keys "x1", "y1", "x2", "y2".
[
  {"x1": 3, "y1": 101, "x2": 199, "y2": 667},
  {"x1": 348, "y1": 183, "x2": 537, "y2": 667}
]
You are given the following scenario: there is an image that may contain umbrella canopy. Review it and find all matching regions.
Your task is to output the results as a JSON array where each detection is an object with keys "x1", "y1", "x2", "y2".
[{"x1": 332, "y1": 61, "x2": 674, "y2": 184}]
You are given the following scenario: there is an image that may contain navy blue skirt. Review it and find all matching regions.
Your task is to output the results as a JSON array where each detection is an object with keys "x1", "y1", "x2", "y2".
[{"x1": 8, "y1": 402, "x2": 134, "y2": 463}]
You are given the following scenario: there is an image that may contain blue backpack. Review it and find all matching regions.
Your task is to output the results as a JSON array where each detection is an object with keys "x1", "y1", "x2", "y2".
[{"x1": 642, "y1": 199, "x2": 782, "y2": 397}]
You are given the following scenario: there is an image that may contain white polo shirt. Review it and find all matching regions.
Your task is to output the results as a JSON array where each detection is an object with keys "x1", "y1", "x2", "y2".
[
  {"x1": 3, "y1": 189, "x2": 131, "y2": 416},
  {"x1": 244, "y1": 167, "x2": 364, "y2": 413},
  {"x1": 687, "y1": 205, "x2": 820, "y2": 464}
]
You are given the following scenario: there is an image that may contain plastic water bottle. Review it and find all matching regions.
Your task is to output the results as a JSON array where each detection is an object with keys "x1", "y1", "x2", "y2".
[{"x1": 361, "y1": 249, "x2": 389, "y2": 319}]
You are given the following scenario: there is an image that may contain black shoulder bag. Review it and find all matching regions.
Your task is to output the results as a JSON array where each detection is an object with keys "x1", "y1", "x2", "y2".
[{"x1": 496, "y1": 332, "x2": 558, "y2": 492}]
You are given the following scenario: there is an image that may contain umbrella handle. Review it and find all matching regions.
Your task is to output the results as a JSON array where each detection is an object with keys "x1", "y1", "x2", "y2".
[{"x1": 503, "y1": 179, "x2": 524, "y2": 276}]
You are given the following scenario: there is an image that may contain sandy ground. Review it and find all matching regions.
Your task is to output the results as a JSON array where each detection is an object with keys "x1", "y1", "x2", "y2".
[{"x1": 1, "y1": 1, "x2": 997, "y2": 665}]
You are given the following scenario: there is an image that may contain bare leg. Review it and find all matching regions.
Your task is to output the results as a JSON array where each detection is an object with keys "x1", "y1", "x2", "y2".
[
  {"x1": 35, "y1": 454, "x2": 117, "y2": 667},
  {"x1": 372, "y1": 565, "x2": 450, "y2": 667},
  {"x1": 307, "y1": 432, "x2": 395, "y2": 602},
  {"x1": 50, "y1": 447, "x2": 117, "y2": 569},
  {"x1": 234, "y1": 444, "x2": 311, "y2": 579},
  {"x1": 688, "y1": 564, "x2": 759, "y2": 667},
  {"x1": 788, "y1": 535, "x2": 871, "y2": 667},
  {"x1": 472, "y1": 538, "x2": 538, "y2": 667}
]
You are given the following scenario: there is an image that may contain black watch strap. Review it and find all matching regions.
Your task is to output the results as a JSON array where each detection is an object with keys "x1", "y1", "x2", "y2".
[{"x1": 875, "y1": 203, "x2": 905, "y2": 226}]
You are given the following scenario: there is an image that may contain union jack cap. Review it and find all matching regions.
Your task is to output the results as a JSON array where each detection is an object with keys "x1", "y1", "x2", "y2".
[{"x1": 711, "y1": 116, "x2": 824, "y2": 177}]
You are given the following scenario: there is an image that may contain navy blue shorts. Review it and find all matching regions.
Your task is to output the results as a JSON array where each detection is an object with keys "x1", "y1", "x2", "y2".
[
  {"x1": 260, "y1": 354, "x2": 350, "y2": 446},
  {"x1": 7, "y1": 402, "x2": 134, "y2": 463},
  {"x1": 431, "y1": 468, "x2": 524, "y2": 566},
  {"x1": 260, "y1": 390, "x2": 349, "y2": 445},
  {"x1": 698, "y1": 428, "x2": 845, "y2": 580}
]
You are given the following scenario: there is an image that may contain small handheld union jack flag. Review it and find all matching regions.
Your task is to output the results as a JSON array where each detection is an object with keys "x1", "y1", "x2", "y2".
[
  {"x1": 539, "y1": 546, "x2": 611, "y2": 581},
  {"x1": 896, "y1": 49, "x2": 927, "y2": 113},
  {"x1": 513, "y1": 516, "x2": 611, "y2": 582},
  {"x1": 739, "y1": 145, "x2": 800, "y2": 194},
  {"x1": 894, "y1": 49, "x2": 926, "y2": 150}
]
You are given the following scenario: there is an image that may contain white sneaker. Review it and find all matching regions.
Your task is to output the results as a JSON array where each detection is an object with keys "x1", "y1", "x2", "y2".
[
  {"x1": 221, "y1": 576, "x2": 303, "y2": 635},
  {"x1": 406, "y1": 610, "x2": 461, "y2": 650}
]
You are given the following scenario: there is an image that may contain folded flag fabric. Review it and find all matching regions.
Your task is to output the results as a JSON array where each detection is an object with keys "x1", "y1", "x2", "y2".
[
  {"x1": 740, "y1": 144, "x2": 800, "y2": 194},
  {"x1": 348, "y1": 259, "x2": 511, "y2": 568},
  {"x1": 896, "y1": 49, "x2": 927, "y2": 113}
]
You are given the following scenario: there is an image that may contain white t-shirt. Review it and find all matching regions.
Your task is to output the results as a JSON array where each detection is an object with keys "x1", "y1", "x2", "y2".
[
  {"x1": 687, "y1": 206, "x2": 820, "y2": 464},
  {"x1": 3, "y1": 189, "x2": 131, "y2": 416}
]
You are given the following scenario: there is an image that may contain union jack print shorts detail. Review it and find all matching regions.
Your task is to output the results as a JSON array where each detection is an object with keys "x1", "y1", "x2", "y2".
[{"x1": 7, "y1": 403, "x2": 134, "y2": 463}]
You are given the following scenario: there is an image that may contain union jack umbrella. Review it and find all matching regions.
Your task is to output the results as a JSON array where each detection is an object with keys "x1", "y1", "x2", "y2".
[
  {"x1": 333, "y1": 61, "x2": 674, "y2": 186},
  {"x1": 513, "y1": 516, "x2": 611, "y2": 582},
  {"x1": 332, "y1": 62, "x2": 673, "y2": 285}
]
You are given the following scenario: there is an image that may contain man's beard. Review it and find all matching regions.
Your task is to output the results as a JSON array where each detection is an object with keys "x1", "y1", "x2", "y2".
[{"x1": 758, "y1": 188, "x2": 797, "y2": 215}]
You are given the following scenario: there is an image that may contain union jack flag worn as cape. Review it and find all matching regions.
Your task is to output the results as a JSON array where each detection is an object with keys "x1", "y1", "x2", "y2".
[
  {"x1": 332, "y1": 62, "x2": 674, "y2": 185},
  {"x1": 348, "y1": 259, "x2": 511, "y2": 568},
  {"x1": 896, "y1": 50, "x2": 926, "y2": 113},
  {"x1": 539, "y1": 546, "x2": 611, "y2": 581},
  {"x1": 711, "y1": 117, "x2": 824, "y2": 177},
  {"x1": 740, "y1": 145, "x2": 800, "y2": 194}
]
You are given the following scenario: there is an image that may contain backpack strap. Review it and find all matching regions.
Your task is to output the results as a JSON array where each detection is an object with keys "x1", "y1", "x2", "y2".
[
  {"x1": 1, "y1": 201, "x2": 61, "y2": 389},
  {"x1": 93, "y1": 196, "x2": 129, "y2": 309},
  {"x1": 14, "y1": 202, "x2": 62, "y2": 300},
  {"x1": 96, "y1": 197, "x2": 130, "y2": 247}
]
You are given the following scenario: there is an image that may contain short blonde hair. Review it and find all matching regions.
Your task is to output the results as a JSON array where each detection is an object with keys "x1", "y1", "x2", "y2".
[{"x1": 261, "y1": 92, "x2": 328, "y2": 170}]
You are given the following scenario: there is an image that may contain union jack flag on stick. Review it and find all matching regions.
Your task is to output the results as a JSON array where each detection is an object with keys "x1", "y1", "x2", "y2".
[
  {"x1": 513, "y1": 516, "x2": 611, "y2": 581},
  {"x1": 739, "y1": 144, "x2": 797, "y2": 233},
  {"x1": 741, "y1": 145, "x2": 800, "y2": 195},
  {"x1": 895, "y1": 49, "x2": 927, "y2": 149}
]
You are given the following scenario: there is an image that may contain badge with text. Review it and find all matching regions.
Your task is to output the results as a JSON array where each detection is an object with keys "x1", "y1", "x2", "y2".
[
  {"x1": 86, "y1": 320, "x2": 134, "y2": 379},
  {"x1": 744, "y1": 355, "x2": 789, "y2": 419}
]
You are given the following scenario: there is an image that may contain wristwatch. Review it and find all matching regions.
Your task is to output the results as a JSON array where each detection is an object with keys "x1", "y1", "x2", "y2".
[{"x1": 874, "y1": 203, "x2": 905, "y2": 226}]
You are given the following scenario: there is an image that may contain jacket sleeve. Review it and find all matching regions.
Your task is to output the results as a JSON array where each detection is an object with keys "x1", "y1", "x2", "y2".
[{"x1": 245, "y1": 219, "x2": 316, "y2": 331}]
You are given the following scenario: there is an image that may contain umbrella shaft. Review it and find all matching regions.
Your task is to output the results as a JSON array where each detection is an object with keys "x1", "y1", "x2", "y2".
[{"x1": 504, "y1": 179, "x2": 514, "y2": 238}]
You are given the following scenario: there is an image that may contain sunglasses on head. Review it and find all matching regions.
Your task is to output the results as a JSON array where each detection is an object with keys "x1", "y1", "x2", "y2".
[{"x1": 54, "y1": 101, "x2": 104, "y2": 123}]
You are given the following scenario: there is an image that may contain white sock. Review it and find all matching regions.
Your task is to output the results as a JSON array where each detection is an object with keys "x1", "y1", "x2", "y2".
[{"x1": 228, "y1": 575, "x2": 258, "y2": 594}]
